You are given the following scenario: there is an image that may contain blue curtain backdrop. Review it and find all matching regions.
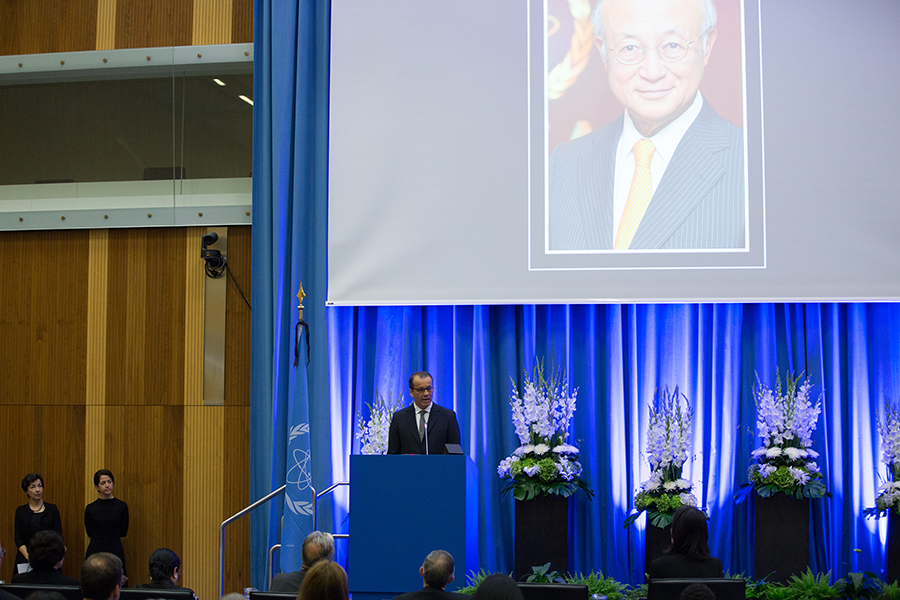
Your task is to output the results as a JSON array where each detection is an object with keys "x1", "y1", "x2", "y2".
[
  {"x1": 250, "y1": 0, "x2": 333, "y2": 589},
  {"x1": 249, "y1": 0, "x2": 897, "y2": 590}
]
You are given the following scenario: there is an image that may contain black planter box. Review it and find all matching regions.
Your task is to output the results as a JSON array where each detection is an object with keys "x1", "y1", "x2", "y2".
[
  {"x1": 754, "y1": 493, "x2": 810, "y2": 584},
  {"x1": 889, "y1": 511, "x2": 900, "y2": 584},
  {"x1": 645, "y1": 522, "x2": 672, "y2": 580},
  {"x1": 514, "y1": 494, "x2": 569, "y2": 580}
]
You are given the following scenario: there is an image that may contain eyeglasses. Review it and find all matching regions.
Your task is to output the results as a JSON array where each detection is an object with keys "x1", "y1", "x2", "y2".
[
  {"x1": 412, "y1": 386, "x2": 433, "y2": 393},
  {"x1": 608, "y1": 32, "x2": 706, "y2": 66}
]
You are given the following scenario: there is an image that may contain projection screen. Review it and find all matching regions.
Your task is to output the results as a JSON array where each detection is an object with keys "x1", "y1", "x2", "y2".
[{"x1": 328, "y1": 0, "x2": 900, "y2": 305}]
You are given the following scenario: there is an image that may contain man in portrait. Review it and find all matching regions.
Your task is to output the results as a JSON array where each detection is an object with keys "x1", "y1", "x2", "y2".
[{"x1": 548, "y1": 0, "x2": 745, "y2": 251}]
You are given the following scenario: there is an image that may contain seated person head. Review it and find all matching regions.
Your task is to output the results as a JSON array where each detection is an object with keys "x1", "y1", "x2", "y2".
[
  {"x1": 679, "y1": 583, "x2": 717, "y2": 600},
  {"x1": 82, "y1": 552, "x2": 124, "y2": 600},
  {"x1": 301, "y1": 531, "x2": 335, "y2": 569},
  {"x1": 473, "y1": 574, "x2": 524, "y2": 600},
  {"x1": 147, "y1": 548, "x2": 181, "y2": 582},
  {"x1": 298, "y1": 561, "x2": 348, "y2": 600},
  {"x1": 28, "y1": 530, "x2": 67, "y2": 570},
  {"x1": 667, "y1": 505, "x2": 711, "y2": 561},
  {"x1": 421, "y1": 550, "x2": 455, "y2": 589}
]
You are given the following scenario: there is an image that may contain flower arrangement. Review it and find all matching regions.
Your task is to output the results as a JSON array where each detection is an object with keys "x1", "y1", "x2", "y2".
[
  {"x1": 624, "y1": 386, "x2": 697, "y2": 529},
  {"x1": 743, "y1": 372, "x2": 826, "y2": 499},
  {"x1": 497, "y1": 363, "x2": 593, "y2": 501},
  {"x1": 355, "y1": 390, "x2": 404, "y2": 455},
  {"x1": 864, "y1": 398, "x2": 900, "y2": 518}
]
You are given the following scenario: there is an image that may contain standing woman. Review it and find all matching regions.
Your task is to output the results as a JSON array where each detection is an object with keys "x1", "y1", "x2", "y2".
[
  {"x1": 14, "y1": 473, "x2": 63, "y2": 568},
  {"x1": 84, "y1": 470, "x2": 129, "y2": 576}
]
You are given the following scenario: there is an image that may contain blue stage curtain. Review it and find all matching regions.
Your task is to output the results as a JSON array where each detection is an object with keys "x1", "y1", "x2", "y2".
[
  {"x1": 249, "y1": 0, "x2": 332, "y2": 589},
  {"x1": 328, "y1": 303, "x2": 896, "y2": 584}
]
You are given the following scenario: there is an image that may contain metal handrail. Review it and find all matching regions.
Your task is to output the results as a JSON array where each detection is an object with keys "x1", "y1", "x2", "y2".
[
  {"x1": 312, "y1": 481, "x2": 349, "y2": 532},
  {"x1": 219, "y1": 484, "x2": 286, "y2": 598},
  {"x1": 220, "y1": 481, "x2": 349, "y2": 597},
  {"x1": 267, "y1": 543, "x2": 281, "y2": 591}
]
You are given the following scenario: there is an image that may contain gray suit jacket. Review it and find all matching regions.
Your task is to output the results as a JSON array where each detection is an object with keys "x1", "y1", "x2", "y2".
[{"x1": 548, "y1": 99, "x2": 745, "y2": 250}]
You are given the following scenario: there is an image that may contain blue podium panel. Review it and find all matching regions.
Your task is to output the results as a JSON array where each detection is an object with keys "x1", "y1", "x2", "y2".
[{"x1": 348, "y1": 455, "x2": 478, "y2": 599}]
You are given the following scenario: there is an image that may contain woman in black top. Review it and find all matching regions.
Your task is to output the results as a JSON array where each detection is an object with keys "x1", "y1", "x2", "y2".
[
  {"x1": 648, "y1": 505, "x2": 724, "y2": 579},
  {"x1": 133, "y1": 548, "x2": 197, "y2": 599},
  {"x1": 14, "y1": 473, "x2": 62, "y2": 568},
  {"x1": 84, "y1": 469, "x2": 129, "y2": 576}
]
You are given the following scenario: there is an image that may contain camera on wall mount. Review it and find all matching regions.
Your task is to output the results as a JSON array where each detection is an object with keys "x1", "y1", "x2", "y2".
[{"x1": 201, "y1": 232, "x2": 226, "y2": 277}]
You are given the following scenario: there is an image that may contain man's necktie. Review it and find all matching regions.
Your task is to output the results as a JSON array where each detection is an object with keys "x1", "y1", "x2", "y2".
[
  {"x1": 615, "y1": 139, "x2": 656, "y2": 250},
  {"x1": 418, "y1": 410, "x2": 426, "y2": 442}
]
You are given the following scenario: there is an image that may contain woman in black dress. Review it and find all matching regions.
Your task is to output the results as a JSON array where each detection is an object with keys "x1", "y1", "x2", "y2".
[
  {"x1": 84, "y1": 469, "x2": 129, "y2": 576},
  {"x1": 14, "y1": 473, "x2": 62, "y2": 568},
  {"x1": 648, "y1": 505, "x2": 724, "y2": 579}
]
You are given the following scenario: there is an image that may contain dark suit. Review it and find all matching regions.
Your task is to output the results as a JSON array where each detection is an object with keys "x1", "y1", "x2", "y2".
[
  {"x1": 387, "y1": 404, "x2": 460, "y2": 455},
  {"x1": 393, "y1": 585, "x2": 470, "y2": 600},
  {"x1": 11, "y1": 567, "x2": 80, "y2": 586},
  {"x1": 0, "y1": 590, "x2": 25, "y2": 600},
  {"x1": 270, "y1": 569, "x2": 307, "y2": 593},
  {"x1": 648, "y1": 554, "x2": 724, "y2": 579},
  {"x1": 548, "y1": 98, "x2": 745, "y2": 250}
]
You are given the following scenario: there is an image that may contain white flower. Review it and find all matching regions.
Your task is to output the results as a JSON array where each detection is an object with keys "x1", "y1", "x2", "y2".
[
  {"x1": 533, "y1": 443, "x2": 550, "y2": 455},
  {"x1": 675, "y1": 479, "x2": 692, "y2": 490},
  {"x1": 553, "y1": 444, "x2": 579, "y2": 455},
  {"x1": 806, "y1": 462, "x2": 820, "y2": 474},
  {"x1": 765, "y1": 447, "x2": 783, "y2": 458},
  {"x1": 643, "y1": 480, "x2": 660, "y2": 491},
  {"x1": 515, "y1": 444, "x2": 535, "y2": 456},
  {"x1": 663, "y1": 481, "x2": 678, "y2": 491},
  {"x1": 751, "y1": 447, "x2": 768, "y2": 458},
  {"x1": 807, "y1": 448, "x2": 819, "y2": 458},
  {"x1": 679, "y1": 493, "x2": 698, "y2": 507},
  {"x1": 783, "y1": 447, "x2": 807, "y2": 460},
  {"x1": 523, "y1": 465, "x2": 541, "y2": 477}
]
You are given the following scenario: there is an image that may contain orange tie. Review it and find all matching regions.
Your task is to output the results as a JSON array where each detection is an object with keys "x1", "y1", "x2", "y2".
[{"x1": 615, "y1": 139, "x2": 656, "y2": 250}]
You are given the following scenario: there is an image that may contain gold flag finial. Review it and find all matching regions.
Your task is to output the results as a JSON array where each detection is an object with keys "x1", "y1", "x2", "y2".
[{"x1": 297, "y1": 283, "x2": 306, "y2": 321}]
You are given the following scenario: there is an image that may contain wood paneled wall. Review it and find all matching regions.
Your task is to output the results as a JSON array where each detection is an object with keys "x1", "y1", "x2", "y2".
[
  {"x1": 0, "y1": 0, "x2": 253, "y2": 56},
  {"x1": 0, "y1": 226, "x2": 252, "y2": 600}
]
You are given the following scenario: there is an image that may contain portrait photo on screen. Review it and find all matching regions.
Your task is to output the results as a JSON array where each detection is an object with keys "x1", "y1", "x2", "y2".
[{"x1": 531, "y1": 0, "x2": 765, "y2": 271}]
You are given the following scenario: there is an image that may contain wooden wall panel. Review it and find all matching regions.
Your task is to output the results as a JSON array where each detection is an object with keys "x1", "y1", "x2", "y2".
[
  {"x1": 225, "y1": 226, "x2": 252, "y2": 407},
  {"x1": 1, "y1": 224, "x2": 251, "y2": 590},
  {"x1": 223, "y1": 406, "x2": 251, "y2": 592},
  {"x1": 231, "y1": 0, "x2": 254, "y2": 44},
  {"x1": 0, "y1": 230, "x2": 89, "y2": 406},
  {"x1": 96, "y1": 0, "x2": 118, "y2": 50},
  {"x1": 0, "y1": 0, "x2": 97, "y2": 55},
  {"x1": 183, "y1": 406, "x2": 224, "y2": 599},
  {"x1": 193, "y1": 0, "x2": 233, "y2": 46},
  {"x1": 114, "y1": 0, "x2": 193, "y2": 49},
  {"x1": 0, "y1": 0, "x2": 252, "y2": 55},
  {"x1": 184, "y1": 228, "x2": 205, "y2": 406}
]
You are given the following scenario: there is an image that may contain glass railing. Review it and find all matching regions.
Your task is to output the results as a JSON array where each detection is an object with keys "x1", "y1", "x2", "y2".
[{"x1": 0, "y1": 44, "x2": 252, "y2": 230}]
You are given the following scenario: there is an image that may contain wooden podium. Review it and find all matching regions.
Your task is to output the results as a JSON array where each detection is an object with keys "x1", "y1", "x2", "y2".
[{"x1": 348, "y1": 454, "x2": 479, "y2": 600}]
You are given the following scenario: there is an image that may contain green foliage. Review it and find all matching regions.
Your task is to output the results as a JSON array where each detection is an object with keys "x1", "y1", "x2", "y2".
[
  {"x1": 525, "y1": 562, "x2": 565, "y2": 583},
  {"x1": 835, "y1": 571, "x2": 880, "y2": 600},
  {"x1": 456, "y1": 569, "x2": 505, "y2": 595},
  {"x1": 875, "y1": 580, "x2": 900, "y2": 600},
  {"x1": 504, "y1": 477, "x2": 594, "y2": 501},
  {"x1": 781, "y1": 569, "x2": 841, "y2": 600},
  {"x1": 624, "y1": 583, "x2": 648, "y2": 600},
  {"x1": 564, "y1": 571, "x2": 629, "y2": 600}
]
